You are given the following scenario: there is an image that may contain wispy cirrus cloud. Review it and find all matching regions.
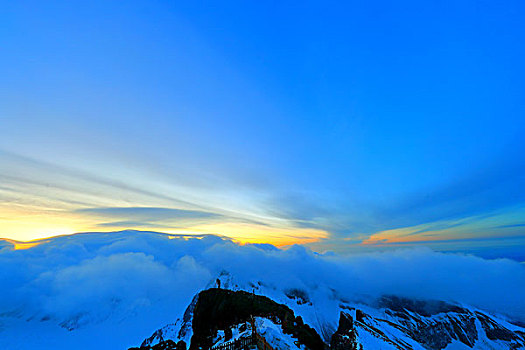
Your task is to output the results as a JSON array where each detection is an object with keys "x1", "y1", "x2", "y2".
[
  {"x1": 75, "y1": 206, "x2": 223, "y2": 228},
  {"x1": 0, "y1": 150, "x2": 328, "y2": 244},
  {"x1": 76, "y1": 206, "x2": 221, "y2": 221}
]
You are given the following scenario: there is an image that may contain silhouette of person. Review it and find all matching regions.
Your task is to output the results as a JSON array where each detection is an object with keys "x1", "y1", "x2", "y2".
[{"x1": 216, "y1": 278, "x2": 221, "y2": 289}]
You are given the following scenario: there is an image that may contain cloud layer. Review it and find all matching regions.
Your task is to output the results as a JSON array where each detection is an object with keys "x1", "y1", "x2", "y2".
[{"x1": 1, "y1": 231, "x2": 524, "y2": 335}]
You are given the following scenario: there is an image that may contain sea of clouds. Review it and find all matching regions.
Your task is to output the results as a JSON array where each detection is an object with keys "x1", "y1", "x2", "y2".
[{"x1": 0, "y1": 231, "x2": 524, "y2": 349}]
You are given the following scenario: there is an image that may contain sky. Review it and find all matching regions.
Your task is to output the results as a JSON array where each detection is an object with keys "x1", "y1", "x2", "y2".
[{"x1": 1, "y1": 0, "x2": 524, "y2": 259}]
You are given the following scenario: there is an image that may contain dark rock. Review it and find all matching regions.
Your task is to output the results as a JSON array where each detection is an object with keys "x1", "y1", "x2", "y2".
[
  {"x1": 476, "y1": 311, "x2": 521, "y2": 342},
  {"x1": 132, "y1": 339, "x2": 186, "y2": 350},
  {"x1": 330, "y1": 312, "x2": 361, "y2": 350},
  {"x1": 189, "y1": 288, "x2": 324, "y2": 350}
]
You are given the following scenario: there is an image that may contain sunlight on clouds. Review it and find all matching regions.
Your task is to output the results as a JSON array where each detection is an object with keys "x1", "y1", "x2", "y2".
[
  {"x1": 362, "y1": 207, "x2": 525, "y2": 246},
  {"x1": 161, "y1": 222, "x2": 329, "y2": 247},
  {"x1": 2, "y1": 239, "x2": 42, "y2": 250},
  {"x1": 0, "y1": 205, "x2": 328, "y2": 247},
  {"x1": 0, "y1": 206, "x2": 81, "y2": 241},
  {"x1": 362, "y1": 226, "x2": 420, "y2": 245}
]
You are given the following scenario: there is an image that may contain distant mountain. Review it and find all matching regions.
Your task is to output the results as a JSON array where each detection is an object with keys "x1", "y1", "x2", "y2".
[{"x1": 331, "y1": 297, "x2": 525, "y2": 350}]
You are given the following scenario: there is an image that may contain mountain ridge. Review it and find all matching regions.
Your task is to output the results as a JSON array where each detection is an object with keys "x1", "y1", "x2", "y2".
[{"x1": 134, "y1": 284, "x2": 525, "y2": 350}]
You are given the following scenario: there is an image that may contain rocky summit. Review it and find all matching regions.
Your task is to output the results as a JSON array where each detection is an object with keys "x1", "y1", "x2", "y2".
[{"x1": 131, "y1": 288, "x2": 525, "y2": 350}]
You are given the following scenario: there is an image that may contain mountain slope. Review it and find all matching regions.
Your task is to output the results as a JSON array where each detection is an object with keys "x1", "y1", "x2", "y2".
[{"x1": 136, "y1": 286, "x2": 525, "y2": 350}]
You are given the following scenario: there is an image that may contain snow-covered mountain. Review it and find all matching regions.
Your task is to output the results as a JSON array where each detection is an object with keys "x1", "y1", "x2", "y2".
[{"x1": 134, "y1": 274, "x2": 525, "y2": 350}]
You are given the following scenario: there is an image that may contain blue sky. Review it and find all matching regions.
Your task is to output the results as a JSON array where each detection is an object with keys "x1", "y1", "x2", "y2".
[{"x1": 1, "y1": 1, "x2": 524, "y2": 259}]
